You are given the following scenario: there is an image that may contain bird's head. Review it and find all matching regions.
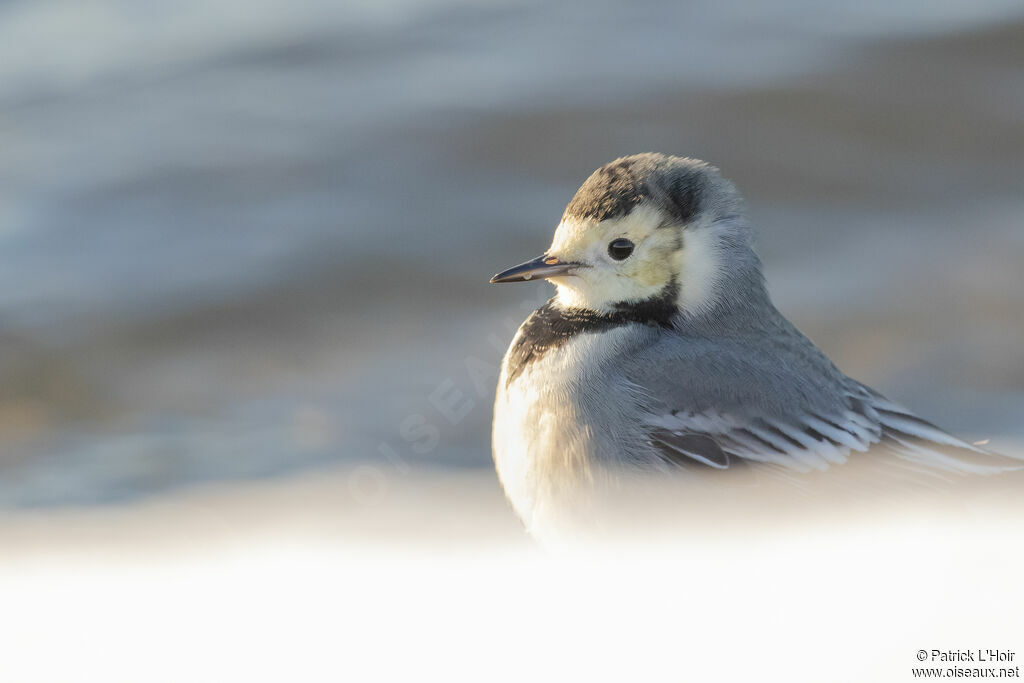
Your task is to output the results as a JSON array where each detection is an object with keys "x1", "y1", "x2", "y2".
[{"x1": 490, "y1": 154, "x2": 764, "y2": 321}]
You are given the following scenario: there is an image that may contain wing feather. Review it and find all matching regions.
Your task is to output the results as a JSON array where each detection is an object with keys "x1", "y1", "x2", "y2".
[
  {"x1": 625, "y1": 328, "x2": 1020, "y2": 476},
  {"x1": 644, "y1": 389, "x2": 1022, "y2": 475}
]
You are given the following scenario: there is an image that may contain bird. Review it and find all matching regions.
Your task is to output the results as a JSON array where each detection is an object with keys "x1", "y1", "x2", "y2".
[{"x1": 488, "y1": 152, "x2": 1020, "y2": 540}]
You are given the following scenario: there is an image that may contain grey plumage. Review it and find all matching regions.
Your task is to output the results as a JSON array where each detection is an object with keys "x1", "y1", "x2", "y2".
[
  {"x1": 490, "y1": 153, "x2": 1020, "y2": 537},
  {"x1": 562, "y1": 153, "x2": 726, "y2": 224}
]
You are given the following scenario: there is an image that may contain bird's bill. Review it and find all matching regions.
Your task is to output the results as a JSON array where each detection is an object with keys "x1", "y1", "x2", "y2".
[{"x1": 489, "y1": 255, "x2": 581, "y2": 283}]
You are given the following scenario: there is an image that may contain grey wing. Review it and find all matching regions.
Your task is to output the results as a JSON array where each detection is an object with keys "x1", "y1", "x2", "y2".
[
  {"x1": 628, "y1": 337, "x2": 1020, "y2": 476},
  {"x1": 646, "y1": 395, "x2": 877, "y2": 473},
  {"x1": 646, "y1": 384, "x2": 1019, "y2": 475}
]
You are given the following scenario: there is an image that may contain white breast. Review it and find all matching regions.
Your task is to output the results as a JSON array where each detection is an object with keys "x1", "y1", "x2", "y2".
[{"x1": 491, "y1": 326, "x2": 638, "y2": 536}]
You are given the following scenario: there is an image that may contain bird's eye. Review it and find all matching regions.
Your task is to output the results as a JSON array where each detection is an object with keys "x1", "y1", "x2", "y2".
[{"x1": 607, "y1": 238, "x2": 634, "y2": 261}]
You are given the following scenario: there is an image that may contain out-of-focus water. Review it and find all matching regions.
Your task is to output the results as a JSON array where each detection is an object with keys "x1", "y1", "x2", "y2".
[{"x1": 1, "y1": 0, "x2": 1023, "y2": 506}]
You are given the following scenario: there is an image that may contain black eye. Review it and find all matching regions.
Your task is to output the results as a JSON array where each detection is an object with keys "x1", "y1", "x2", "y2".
[{"x1": 607, "y1": 238, "x2": 634, "y2": 261}]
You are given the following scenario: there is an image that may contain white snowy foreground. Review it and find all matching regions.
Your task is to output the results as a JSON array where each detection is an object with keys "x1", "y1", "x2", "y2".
[{"x1": 1, "y1": 464, "x2": 1022, "y2": 683}]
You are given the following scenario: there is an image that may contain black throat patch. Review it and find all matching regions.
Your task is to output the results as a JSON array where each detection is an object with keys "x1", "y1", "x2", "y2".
[{"x1": 504, "y1": 281, "x2": 678, "y2": 386}]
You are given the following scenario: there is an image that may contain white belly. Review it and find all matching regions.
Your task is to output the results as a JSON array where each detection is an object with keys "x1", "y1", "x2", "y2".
[
  {"x1": 491, "y1": 327, "x2": 639, "y2": 537},
  {"x1": 492, "y1": 359, "x2": 580, "y2": 533}
]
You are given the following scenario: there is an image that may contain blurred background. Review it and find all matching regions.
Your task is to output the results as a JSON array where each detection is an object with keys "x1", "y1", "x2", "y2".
[
  {"x1": 3, "y1": 3, "x2": 1024, "y2": 681},
  {"x1": 1, "y1": 0, "x2": 1023, "y2": 523}
]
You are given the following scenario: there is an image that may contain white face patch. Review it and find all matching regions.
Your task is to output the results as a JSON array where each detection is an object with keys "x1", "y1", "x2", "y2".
[
  {"x1": 546, "y1": 204, "x2": 675, "y2": 312},
  {"x1": 544, "y1": 203, "x2": 722, "y2": 315},
  {"x1": 673, "y1": 214, "x2": 723, "y2": 316}
]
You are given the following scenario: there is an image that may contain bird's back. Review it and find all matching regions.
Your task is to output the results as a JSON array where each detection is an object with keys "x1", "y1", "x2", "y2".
[{"x1": 493, "y1": 299, "x2": 1021, "y2": 537}]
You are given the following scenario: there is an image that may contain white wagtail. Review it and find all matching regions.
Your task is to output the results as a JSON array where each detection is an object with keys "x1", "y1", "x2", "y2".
[{"x1": 489, "y1": 153, "x2": 1019, "y2": 536}]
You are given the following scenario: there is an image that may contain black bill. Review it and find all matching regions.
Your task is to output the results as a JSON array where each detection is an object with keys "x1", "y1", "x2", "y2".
[{"x1": 489, "y1": 255, "x2": 581, "y2": 283}]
